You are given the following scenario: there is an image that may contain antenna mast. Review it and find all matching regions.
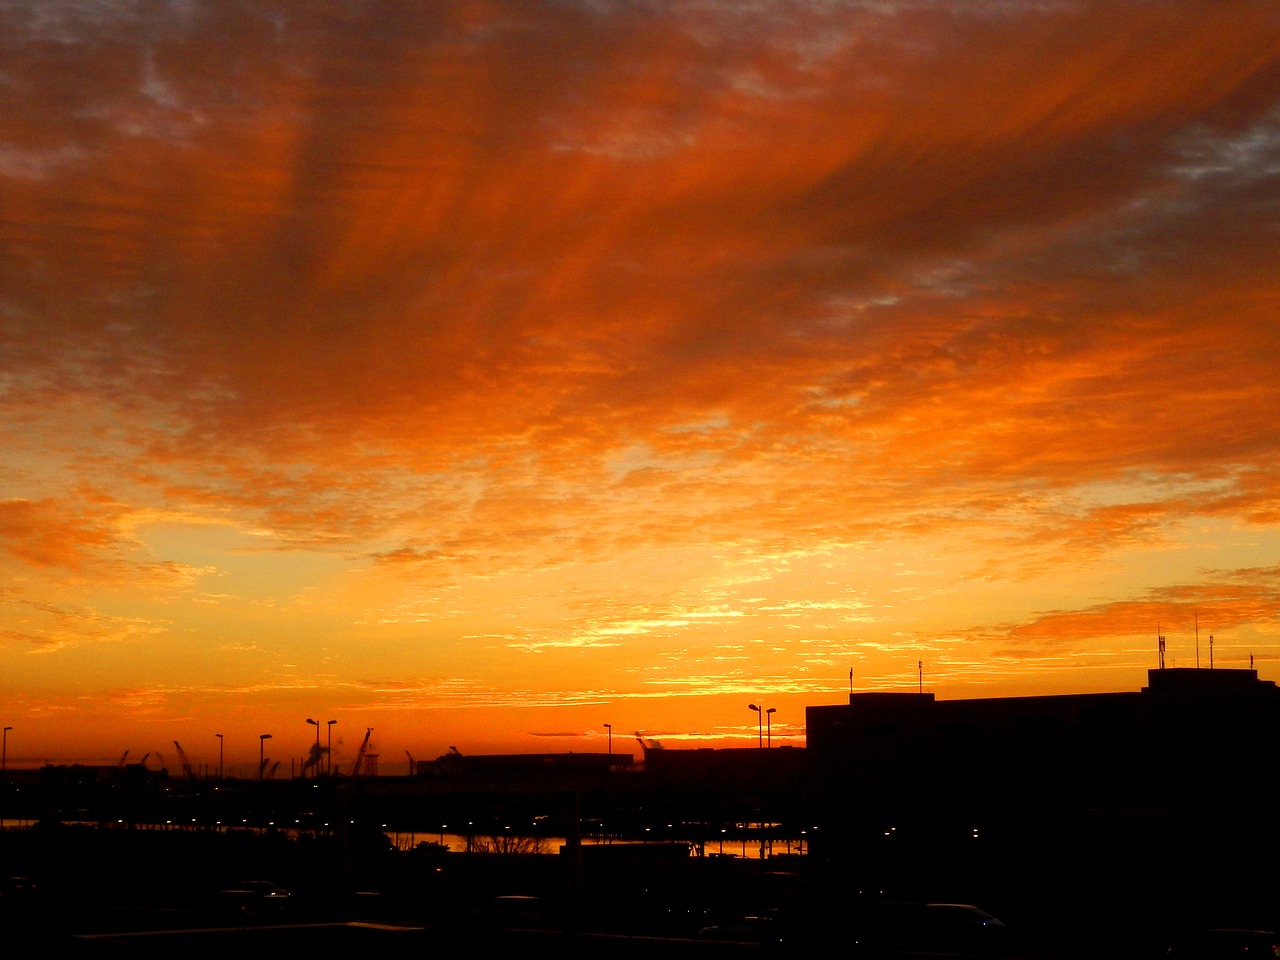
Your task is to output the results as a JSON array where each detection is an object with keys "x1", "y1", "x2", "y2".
[{"x1": 1158, "y1": 623, "x2": 1166, "y2": 670}]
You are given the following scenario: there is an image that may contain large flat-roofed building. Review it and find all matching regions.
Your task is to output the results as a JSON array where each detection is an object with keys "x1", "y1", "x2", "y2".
[
  {"x1": 804, "y1": 667, "x2": 1280, "y2": 920},
  {"x1": 807, "y1": 667, "x2": 1278, "y2": 824}
]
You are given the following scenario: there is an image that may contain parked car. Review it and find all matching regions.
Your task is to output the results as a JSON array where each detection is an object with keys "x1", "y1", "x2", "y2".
[
  {"x1": 217, "y1": 879, "x2": 293, "y2": 917},
  {"x1": 922, "y1": 902, "x2": 1007, "y2": 932},
  {"x1": 924, "y1": 903, "x2": 1008, "y2": 948},
  {"x1": 697, "y1": 912, "x2": 786, "y2": 945},
  {"x1": 1166, "y1": 927, "x2": 1280, "y2": 958},
  {"x1": 468, "y1": 894, "x2": 544, "y2": 929},
  {"x1": 1, "y1": 876, "x2": 39, "y2": 899},
  {"x1": 876, "y1": 900, "x2": 1010, "y2": 953}
]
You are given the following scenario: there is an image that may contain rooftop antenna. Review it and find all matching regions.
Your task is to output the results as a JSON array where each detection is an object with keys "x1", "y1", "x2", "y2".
[
  {"x1": 917, "y1": 660, "x2": 923, "y2": 695},
  {"x1": 1209, "y1": 634, "x2": 1214, "y2": 669},
  {"x1": 1195, "y1": 611, "x2": 1200, "y2": 668},
  {"x1": 1158, "y1": 623, "x2": 1166, "y2": 670},
  {"x1": 849, "y1": 667, "x2": 853, "y2": 695}
]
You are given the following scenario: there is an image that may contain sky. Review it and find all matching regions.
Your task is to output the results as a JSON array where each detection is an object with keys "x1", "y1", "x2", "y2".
[{"x1": 3, "y1": 0, "x2": 1280, "y2": 775}]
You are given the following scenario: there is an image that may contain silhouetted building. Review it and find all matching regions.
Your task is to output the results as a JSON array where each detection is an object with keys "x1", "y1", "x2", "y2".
[
  {"x1": 805, "y1": 667, "x2": 1280, "y2": 911},
  {"x1": 638, "y1": 746, "x2": 809, "y2": 843},
  {"x1": 416, "y1": 751, "x2": 631, "y2": 785},
  {"x1": 808, "y1": 668, "x2": 1277, "y2": 827},
  {"x1": 643, "y1": 745, "x2": 805, "y2": 796}
]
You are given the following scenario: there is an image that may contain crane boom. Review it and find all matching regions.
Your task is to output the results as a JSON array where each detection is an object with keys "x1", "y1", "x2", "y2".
[
  {"x1": 173, "y1": 740, "x2": 197, "y2": 781},
  {"x1": 351, "y1": 727, "x2": 373, "y2": 776}
]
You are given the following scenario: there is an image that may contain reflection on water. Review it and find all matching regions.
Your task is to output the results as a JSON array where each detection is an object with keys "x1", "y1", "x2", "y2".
[
  {"x1": 385, "y1": 830, "x2": 804, "y2": 860},
  {"x1": 1, "y1": 818, "x2": 805, "y2": 862}
]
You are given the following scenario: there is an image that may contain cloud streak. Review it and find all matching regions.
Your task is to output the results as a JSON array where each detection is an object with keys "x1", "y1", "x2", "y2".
[{"x1": 3, "y1": 0, "x2": 1280, "y2": 763}]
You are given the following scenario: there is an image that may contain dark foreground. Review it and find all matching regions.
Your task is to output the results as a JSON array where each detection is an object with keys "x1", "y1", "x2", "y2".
[{"x1": 4, "y1": 820, "x2": 1276, "y2": 959}]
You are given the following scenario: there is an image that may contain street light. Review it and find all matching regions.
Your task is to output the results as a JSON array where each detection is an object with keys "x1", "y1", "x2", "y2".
[
  {"x1": 306, "y1": 719, "x2": 320, "y2": 778},
  {"x1": 748, "y1": 704, "x2": 762, "y2": 748},
  {"x1": 215, "y1": 733, "x2": 223, "y2": 779},
  {"x1": 604, "y1": 723, "x2": 612, "y2": 755},
  {"x1": 259, "y1": 733, "x2": 272, "y2": 780},
  {"x1": 766, "y1": 707, "x2": 776, "y2": 748},
  {"x1": 327, "y1": 720, "x2": 337, "y2": 776}
]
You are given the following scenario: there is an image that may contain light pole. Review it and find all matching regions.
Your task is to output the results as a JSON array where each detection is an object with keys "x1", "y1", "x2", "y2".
[
  {"x1": 327, "y1": 720, "x2": 336, "y2": 776},
  {"x1": 748, "y1": 704, "x2": 762, "y2": 748},
  {"x1": 766, "y1": 707, "x2": 776, "y2": 748},
  {"x1": 216, "y1": 733, "x2": 223, "y2": 779},
  {"x1": 306, "y1": 719, "x2": 319, "y2": 778},
  {"x1": 604, "y1": 723, "x2": 612, "y2": 755},
  {"x1": 259, "y1": 733, "x2": 272, "y2": 780}
]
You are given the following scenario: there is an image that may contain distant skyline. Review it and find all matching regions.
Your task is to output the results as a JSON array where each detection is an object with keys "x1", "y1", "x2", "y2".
[{"x1": 4, "y1": 2, "x2": 1280, "y2": 770}]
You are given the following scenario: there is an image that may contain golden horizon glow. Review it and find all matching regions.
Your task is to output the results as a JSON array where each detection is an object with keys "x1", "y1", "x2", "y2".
[{"x1": 3, "y1": 1, "x2": 1280, "y2": 770}]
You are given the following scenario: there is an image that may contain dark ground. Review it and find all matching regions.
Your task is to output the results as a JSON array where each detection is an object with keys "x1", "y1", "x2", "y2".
[{"x1": 6, "y1": 818, "x2": 1276, "y2": 959}]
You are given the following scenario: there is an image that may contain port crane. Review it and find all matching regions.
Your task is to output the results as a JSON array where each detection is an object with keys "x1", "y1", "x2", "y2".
[
  {"x1": 350, "y1": 727, "x2": 373, "y2": 776},
  {"x1": 172, "y1": 740, "x2": 197, "y2": 782}
]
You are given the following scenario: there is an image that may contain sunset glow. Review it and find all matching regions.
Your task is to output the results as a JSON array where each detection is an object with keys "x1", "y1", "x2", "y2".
[{"x1": 4, "y1": 1, "x2": 1280, "y2": 773}]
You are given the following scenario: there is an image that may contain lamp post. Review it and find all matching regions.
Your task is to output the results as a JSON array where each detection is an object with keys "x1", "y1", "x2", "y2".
[
  {"x1": 216, "y1": 733, "x2": 223, "y2": 779},
  {"x1": 766, "y1": 707, "x2": 776, "y2": 748},
  {"x1": 604, "y1": 723, "x2": 612, "y2": 755},
  {"x1": 326, "y1": 720, "x2": 336, "y2": 776},
  {"x1": 306, "y1": 719, "x2": 319, "y2": 778},
  {"x1": 259, "y1": 733, "x2": 272, "y2": 780},
  {"x1": 748, "y1": 704, "x2": 762, "y2": 748}
]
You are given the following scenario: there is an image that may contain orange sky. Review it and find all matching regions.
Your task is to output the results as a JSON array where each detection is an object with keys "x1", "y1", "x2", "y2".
[{"x1": 3, "y1": 1, "x2": 1280, "y2": 774}]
